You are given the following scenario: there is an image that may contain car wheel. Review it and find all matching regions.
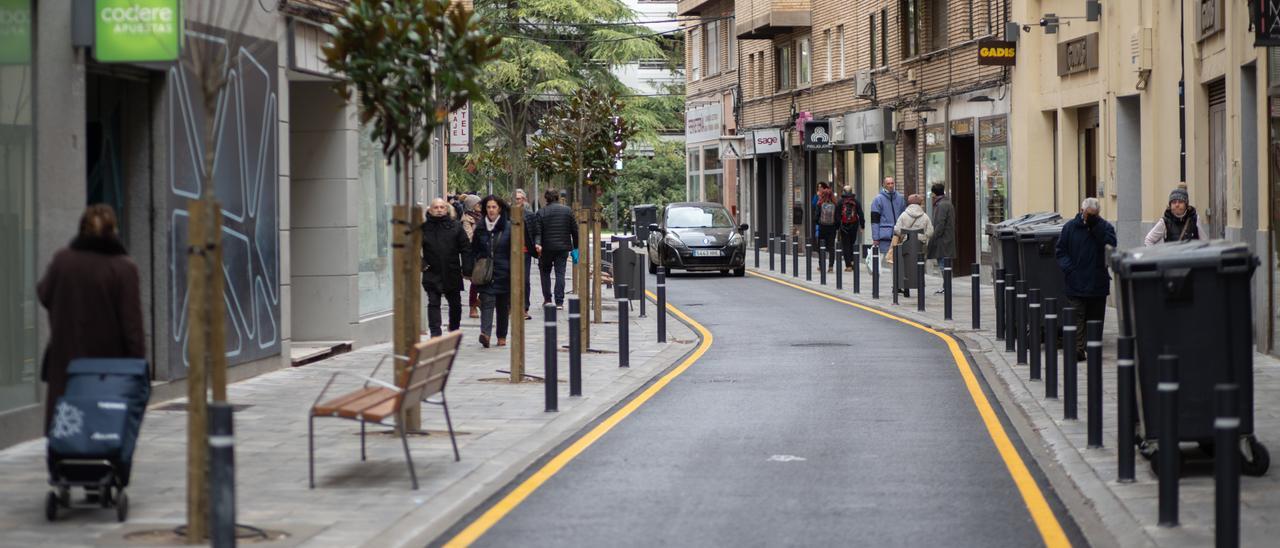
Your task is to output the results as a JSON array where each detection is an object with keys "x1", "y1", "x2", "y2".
[{"x1": 720, "y1": 269, "x2": 729, "y2": 275}]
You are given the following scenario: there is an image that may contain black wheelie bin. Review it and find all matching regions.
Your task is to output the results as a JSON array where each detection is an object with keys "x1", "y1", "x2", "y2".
[
  {"x1": 988, "y1": 212, "x2": 1061, "y2": 281},
  {"x1": 632, "y1": 205, "x2": 659, "y2": 246},
  {"x1": 1113, "y1": 240, "x2": 1269, "y2": 476},
  {"x1": 1015, "y1": 218, "x2": 1069, "y2": 304}
]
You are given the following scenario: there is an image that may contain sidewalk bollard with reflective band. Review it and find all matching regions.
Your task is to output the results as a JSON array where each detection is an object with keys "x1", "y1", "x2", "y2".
[
  {"x1": 1063, "y1": 307, "x2": 1078, "y2": 420},
  {"x1": 1158, "y1": 353, "x2": 1180, "y2": 527},
  {"x1": 754, "y1": 236, "x2": 760, "y2": 268},
  {"x1": 853, "y1": 248, "x2": 861, "y2": 294},
  {"x1": 792, "y1": 236, "x2": 799, "y2": 277},
  {"x1": 819, "y1": 246, "x2": 827, "y2": 285},
  {"x1": 1087, "y1": 320, "x2": 1103, "y2": 448},
  {"x1": 971, "y1": 263, "x2": 980, "y2": 329},
  {"x1": 871, "y1": 246, "x2": 879, "y2": 299},
  {"x1": 568, "y1": 297, "x2": 582, "y2": 397},
  {"x1": 1028, "y1": 289, "x2": 1041, "y2": 380},
  {"x1": 656, "y1": 267, "x2": 667, "y2": 343},
  {"x1": 1004, "y1": 275, "x2": 1016, "y2": 353},
  {"x1": 768, "y1": 235, "x2": 776, "y2": 271},
  {"x1": 806, "y1": 242, "x2": 813, "y2": 281},
  {"x1": 210, "y1": 402, "x2": 236, "y2": 548},
  {"x1": 943, "y1": 258, "x2": 953, "y2": 320},
  {"x1": 916, "y1": 259, "x2": 925, "y2": 311},
  {"x1": 782, "y1": 235, "x2": 788, "y2": 274},
  {"x1": 835, "y1": 248, "x2": 842, "y2": 289},
  {"x1": 1215, "y1": 383, "x2": 1240, "y2": 547},
  {"x1": 994, "y1": 268, "x2": 1006, "y2": 340},
  {"x1": 1117, "y1": 335, "x2": 1136, "y2": 482},
  {"x1": 544, "y1": 303, "x2": 558, "y2": 412},
  {"x1": 1044, "y1": 298, "x2": 1059, "y2": 399},
  {"x1": 1015, "y1": 281, "x2": 1028, "y2": 364},
  {"x1": 892, "y1": 245, "x2": 900, "y2": 305},
  {"x1": 617, "y1": 285, "x2": 629, "y2": 368}
]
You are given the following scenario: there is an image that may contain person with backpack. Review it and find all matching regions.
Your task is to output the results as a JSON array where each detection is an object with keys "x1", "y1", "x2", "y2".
[
  {"x1": 815, "y1": 187, "x2": 840, "y2": 272},
  {"x1": 811, "y1": 181, "x2": 830, "y2": 240},
  {"x1": 838, "y1": 185, "x2": 865, "y2": 272}
]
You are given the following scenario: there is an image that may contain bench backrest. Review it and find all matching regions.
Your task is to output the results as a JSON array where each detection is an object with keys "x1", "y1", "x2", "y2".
[{"x1": 398, "y1": 331, "x2": 462, "y2": 409}]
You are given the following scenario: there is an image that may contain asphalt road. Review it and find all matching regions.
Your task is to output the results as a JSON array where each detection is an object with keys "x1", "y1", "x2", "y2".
[{"x1": 448, "y1": 271, "x2": 1082, "y2": 546}]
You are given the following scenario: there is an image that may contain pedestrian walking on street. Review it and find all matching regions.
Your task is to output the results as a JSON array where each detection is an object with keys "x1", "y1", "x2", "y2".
[
  {"x1": 1143, "y1": 183, "x2": 1200, "y2": 246},
  {"x1": 472, "y1": 195, "x2": 513, "y2": 348},
  {"x1": 926, "y1": 183, "x2": 955, "y2": 278},
  {"x1": 514, "y1": 189, "x2": 537, "y2": 319},
  {"x1": 37, "y1": 204, "x2": 146, "y2": 432},
  {"x1": 869, "y1": 177, "x2": 905, "y2": 258},
  {"x1": 421, "y1": 198, "x2": 471, "y2": 338},
  {"x1": 812, "y1": 181, "x2": 831, "y2": 241},
  {"x1": 893, "y1": 194, "x2": 934, "y2": 243},
  {"x1": 534, "y1": 188, "x2": 577, "y2": 309},
  {"x1": 815, "y1": 186, "x2": 840, "y2": 272},
  {"x1": 1056, "y1": 197, "x2": 1117, "y2": 359},
  {"x1": 461, "y1": 194, "x2": 483, "y2": 318},
  {"x1": 838, "y1": 185, "x2": 865, "y2": 271}
]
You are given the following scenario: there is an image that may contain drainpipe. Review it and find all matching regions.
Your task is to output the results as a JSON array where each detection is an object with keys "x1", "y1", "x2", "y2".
[{"x1": 1178, "y1": 0, "x2": 1186, "y2": 183}]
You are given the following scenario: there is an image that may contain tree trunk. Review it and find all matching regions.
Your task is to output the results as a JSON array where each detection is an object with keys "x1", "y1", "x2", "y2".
[
  {"x1": 393, "y1": 154, "x2": 424, "y2": 431},
  {"x1": 592, "y1": 201, "x2": 602, "y2": 323}
]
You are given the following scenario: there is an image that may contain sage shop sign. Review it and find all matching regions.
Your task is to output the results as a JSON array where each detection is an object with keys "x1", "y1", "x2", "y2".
[
  {"x1": 1057, "y1": 33, "x2": 1099, "y2": 77},
  {"x1": 95, "y1": 0, "x2": 181, "y2": 63}
]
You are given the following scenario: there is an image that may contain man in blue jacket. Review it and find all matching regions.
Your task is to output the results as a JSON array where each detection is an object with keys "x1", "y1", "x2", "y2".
[
  {"x1": 869, "y1": 177, "x2": 905, "y2": 256},
  {"x1": 1055, "y1": 197, "x2": 1117, "y2": 359}
]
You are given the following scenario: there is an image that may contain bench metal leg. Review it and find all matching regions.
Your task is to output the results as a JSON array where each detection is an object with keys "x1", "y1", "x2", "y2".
[
  {"x1": 308, "y1": 414, "x2": 315, "y2": 489},
  {"x1": 442, "y1": 394, "x2": 460, "y2": 462},
  {"x1": 360, "y1": 420, "x2": 367, "y2": 461},
  {"x1": 399, "y1": 426, "x2": 419, "y2": 490}
]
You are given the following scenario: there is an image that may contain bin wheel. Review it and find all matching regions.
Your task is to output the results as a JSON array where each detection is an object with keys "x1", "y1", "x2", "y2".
[
  {"x1": 115, "y1": 490, "x2": 128, "y2": 523},
  {"x1": 1147, "y1": 448, "x2": 1186, "y2": 476},
  {"x1": 733, "y1": 267, "x2": 746, "y2": 277},
  {"x1": 45, "y1": 492, "x2": 57, "y2": 521},
  {"x1": 57, "y1": 486, "x2": 70, "y2": 506},
  {"x1": 1242, "y1": 436, "x2": 1270, "y2": 477},
  {"x1": 100, "y1": 486, "x2": 113, "y2": 508}
]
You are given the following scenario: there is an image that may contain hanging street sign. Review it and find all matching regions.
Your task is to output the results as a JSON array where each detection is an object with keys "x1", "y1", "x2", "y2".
[
  {"x1": 719, "y1": 139, "x2": 741, "y2": 160},
  {"x1": 803, "y1": 120, "x2": 832, "y2": 151},
  {"x1": 1256, "y1": 0, "x2": 1280, "y2": 46},
  {"x1": 449, "y1": 102, "x2": 471, "y2": 153},
  {"x1": 94, "y1": 0, "x2": 181, "y2": 63}
]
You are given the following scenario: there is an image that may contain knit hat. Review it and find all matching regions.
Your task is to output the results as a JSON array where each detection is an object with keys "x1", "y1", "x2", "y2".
[
  {"x1": 463, "y1": 194, "x2": 482, "y2": 211},
  {"x1": 1168, "y1": 183, "x2": 1189, "y2": 204}
]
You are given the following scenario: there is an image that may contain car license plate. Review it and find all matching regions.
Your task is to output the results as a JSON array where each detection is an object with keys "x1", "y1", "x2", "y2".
[{"x1": 692, "y1": 249, "x2": 722, "y2": 257}]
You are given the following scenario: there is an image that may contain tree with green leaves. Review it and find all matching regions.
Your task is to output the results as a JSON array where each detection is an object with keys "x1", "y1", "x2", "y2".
[{"x1": 606, "y1": 141, "x2": 687, "y2": 231}]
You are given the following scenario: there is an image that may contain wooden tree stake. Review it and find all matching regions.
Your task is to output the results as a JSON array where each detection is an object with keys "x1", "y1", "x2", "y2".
[{"x1": 510, "y1": 205, "x2": 525, "y2": 382}]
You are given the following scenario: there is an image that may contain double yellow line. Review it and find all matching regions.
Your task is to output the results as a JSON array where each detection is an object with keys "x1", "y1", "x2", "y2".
[
  {"x1": 443, "y1": 292, "x2": 713, "y2": 547},
  {"x1": 747, "y1": 271, "x2": 1070, "y2": 548}
]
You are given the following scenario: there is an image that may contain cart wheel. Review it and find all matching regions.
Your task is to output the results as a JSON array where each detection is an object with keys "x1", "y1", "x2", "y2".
[
  {"x1": 45, "y1": 492, "x2": 57, "y2": 521},
  {"x1": 115, "y1": 490, "x2": 128, "y2": 523},
  {"x1": 1242, "y1": 436, "x2": 1271, "y2": 477}
]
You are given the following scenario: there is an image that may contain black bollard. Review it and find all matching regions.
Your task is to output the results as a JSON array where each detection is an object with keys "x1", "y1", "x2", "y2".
[
  {"x1": 544, "y1": 303, "x2": 558, "y2": 412},
  {"x1": 994, "y1": 268, "x2": 1006, "y2": 340},
  {"x1": 871, "y1": 246, "x2": 879, "y2": 299},
  {"x1": 656, "y1": 267, "x2": 666, "y2": 343},
  {"x1": 768, "y1": 235, "x2": 776, "y2": 271},
  {"x1": 791, "y1": 236, "x2": 799, "y2": 278},
  {"x1": 1044, "y1": 298, "x2": 1059, "y2": 399},
  {"x1": 1063, "y1": 307, "x2": 1078, "y2": 420},
  {"x1": 1004, "y1": 275, "x2": 1016, "y2": 353},
  {"x1": 568, "y1": 297, "x2": 582, "y2": 397},
  {"x1": 916, "y1": 258, "x2": 925, "y2": 311},
  {"x1": 892, "y1": 245, "x2": 900, "y2": 305},
  {"x1": 819, "y1": 245, "x2": 827, "y2": 285},
  {"x1": 618, "y1": 288, "x2": 629, "y2": 369},
  {"x1": 1028, "y1": 289, "x2": 1041, "y2": 380},
  {"x1": 754, "y1": 235, "x2": 760, "y2": 268},
  {"x1": 209, "y1": 402, "x2": 236, "y2": 547},
  {"x1": 1117, "y1": 335, "x2": 1136, "y2": 482},
  {"x1": 834, "y1": 246, "x2": 842, "y2": 289},
  {"x1": 1087, "y1": 320, "x2": 1103, "y2": 448},
  {"x1": 1215, "y1": 384, "x2": 1240, "y2": 547},
  {"x1": 806, "y1": 242, "x2": 813, "y2": 281},
  {"x1": 1015, "y1": 280, "x2": 1028, "y2": 364},
  {"x1": 1158, "y1": 353, "x2": 1180, "y2": 527},
  {"x1": 780, "y1": 236, "x2": 786, "y2": 274},
  {"x1": 853, "y1": 247, "x2": 861, "y2": 294},
  {"x1": 943, "y1": 258, "x2": 953, "y2": 320}
]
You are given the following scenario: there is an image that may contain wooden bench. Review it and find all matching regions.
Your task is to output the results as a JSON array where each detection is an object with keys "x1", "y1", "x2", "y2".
[{"x1": 308, "y1": 331, "x2": 463, "y2": 489}]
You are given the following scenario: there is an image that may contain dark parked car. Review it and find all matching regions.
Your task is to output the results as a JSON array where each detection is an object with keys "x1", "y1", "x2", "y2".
[{"x1": 646, "y1": 202, "x2": 748, "y2": 277}]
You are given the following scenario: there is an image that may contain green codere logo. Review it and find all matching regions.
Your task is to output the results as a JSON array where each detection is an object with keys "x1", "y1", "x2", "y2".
[
  {"x1": 0, "y1": 0, "x2": 31, "y2": 65},
  {"x1": 95, "y1": 0, "x2": 181, "y2": 63}
]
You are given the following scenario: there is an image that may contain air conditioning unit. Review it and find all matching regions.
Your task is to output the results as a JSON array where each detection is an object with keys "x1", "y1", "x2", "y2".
[
  {"x1": 853, "y1": 70, "x2": 874, "y2": 99},
  {"x1": 1129, "y1": 27, "x2": 1152, "y2": 73}
]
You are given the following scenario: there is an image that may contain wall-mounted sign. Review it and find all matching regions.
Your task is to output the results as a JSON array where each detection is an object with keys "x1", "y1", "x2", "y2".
[
  {"x1": 1197, "y1": 0, "x2": 1223, "y2": 41},
  {"x1": 752, "y1": 128, "x2": 783, "y2": 155},
  {"x1": 719, "y1": 138, "x2": 742, "y2": 160},
  {"x1": 951, "y1": 119, "x2": 974, "y2": 135},
  {"x1": 1057, "y1": 33, "x2": 1099, "y2": 77},
  {"x1": 94, "y1": 0, "x2": 181, "y2": 63},
  {"x1": 449, "y1": 102, "x2": 470, "y2": 153},
  {"x1": 1256, "y1": 0, "x2": 1280, "y2": 46},
  {"x1": 802, "y1": 120, "x2": 832, "y2": 151},
  {"x1": 685, "y1": 102, "x2": 723, "y2": 144},
  {"x1": 0, "y1": 0, "x2": 31, "y2": 65},
  {"x1": 843, "y1": 108, "x2": 892, "y2": 145},
  {"x1": 977, "y1": 39, "x2": 1017, "y2": 66}
]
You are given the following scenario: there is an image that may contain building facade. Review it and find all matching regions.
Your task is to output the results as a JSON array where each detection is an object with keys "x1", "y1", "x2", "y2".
[{"x1": 679, "y1": 0, "x2": 741, "y2": 215}]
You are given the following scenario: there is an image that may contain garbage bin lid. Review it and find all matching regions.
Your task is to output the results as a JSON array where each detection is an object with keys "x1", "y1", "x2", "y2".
[
  {"x1": 67, "y1": 358, "x2": 150, "y2": 378},
  {"x1": 1015, "y1": 219, "x2": 1069, "y2": 241},
  {"x1": 1112, "y1": 240, "x2": 1258, "y2": 278},
  {"x1": 632, "y1": 204, "x2": 657, "y2": 212},
  {"x1": 987, "y1": 212, "x2": 1061, "y2": 236},
  {"x1": 610, "y1": 235, "x2": 636, "y2": 243}
]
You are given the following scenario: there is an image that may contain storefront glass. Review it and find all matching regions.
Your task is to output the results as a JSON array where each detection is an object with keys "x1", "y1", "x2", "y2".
[
  {"x1": 357, "y1": 125, "x2": 395, "y2": 316},
  {"x1": 0, "y1": 0, "x2": 36, "y2": 411},
  {"x1": 924, "y1": 151, "x2": 946, "y2": 192},
  {"x1": 702, "y1": 146, "x2": 722, "y2": 203},
  {"x1": 979, "y1": 116, "x2": 1010, "y2": 253},
  {"x1": 687, "y1": 150, "x2": 701, "y2": 201}
]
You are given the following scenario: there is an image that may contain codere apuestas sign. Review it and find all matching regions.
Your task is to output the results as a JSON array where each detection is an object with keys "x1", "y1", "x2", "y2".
[{"x1": 94, "y1": 0, "x2": 181, "y2": 63}]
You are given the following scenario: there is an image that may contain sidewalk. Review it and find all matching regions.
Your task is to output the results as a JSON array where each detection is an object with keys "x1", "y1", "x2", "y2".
[
  {"x1": 0, "y1": 288, "x2": 695, "y2": 547},
  {"x1": 750, "y1": 249, "x2": 1280, "y2": 547}
]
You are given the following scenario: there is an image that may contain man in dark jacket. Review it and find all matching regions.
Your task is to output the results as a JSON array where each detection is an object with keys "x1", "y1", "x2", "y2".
[
  {"x1": 838, "y1": 186, "x2": 865, "y2": 271},
  {"x1": 1056, "y1": 197, "x2": 1118, "y2": 359},
  {"x1": 421, "y1": 198, "x2": 471, "y2": 337},
  {"x1": 534, "y1": 188, "x2": 577, "y2": 308},
  {"x1": 926, "y1": 183, "x2": 956, "y2": 278}
]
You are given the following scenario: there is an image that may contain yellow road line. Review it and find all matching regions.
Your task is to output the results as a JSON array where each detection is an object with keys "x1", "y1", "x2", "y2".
[
  {"x1": 747, "y1": 271, "x2": 1070, "y2": 548},
  {"x1": 443, "y1": 291, "x2": 713, "y2": 547}
]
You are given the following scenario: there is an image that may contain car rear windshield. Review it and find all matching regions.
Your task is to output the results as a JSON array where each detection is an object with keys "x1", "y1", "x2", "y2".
[{"x1": 667, "y1": 206, "x2": 734, "y2": 228}]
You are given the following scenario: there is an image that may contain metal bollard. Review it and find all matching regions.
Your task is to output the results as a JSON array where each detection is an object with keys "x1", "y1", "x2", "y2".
[
  {"x1": 994, "y1": 268, "x2": 1006, "y2": 339},
  {"x1": 544, "y1": 303, "x2": 558, "y2": 412},
  {"x1": 1044, "y1": 298, "x2": 1059, "y2": 399},
  {"x1": 1004, "y1": 275, "x2": 1016, "y2": 353},
  {"x1": 970, "y1": 263, "x2": 981, "y2": 329},
  {"x1": 769, "y1": 235, "x2": 776, "y2": 271},
  {"x1": 1087, "y1": 320, "x2": 1103, "y2": 448},
  {"x1": 943, "y1": 258, "x2": 953, "y2": 320},
  {"x1": 871, "y1": 246, "x2": 879, "y2": 299},
  {"x1": 754, "y1": 235, "x2": 760, "y2": 268},
  {"x1": 1028, "y1": 289, "x2": 1041, "y2": 380},
  {"x1": 617, "y1": 286, "x2": 629, "y2": 369},
  {"x1": 916, "y1": 258, "x2": 925, "y2": 311},
  {"x1": 853, "y1": 248, "x2": 861, "y2": 294},
  {"x1": 1215, "y1": 384, "x2": 1240, "y2": 547},
  {"x1": 1063, "y1": 307, "x2": 1078, "y2": 420},
  {"x1": 210, "y1": 402, "x2": 236, "y2": 548},
  {"x1": 806, "y1": 242, "x2": 813, "y2": 281},
  {"x1": 1015, "y1": 280, "x2": 1028, "y2": 364},
  {"x1": 1117, "y1": 335, "x2": 1136, "y2": 482},
  {"x1": 834, "y1": 246, "x2": 842, "y2": 289},
  {"x1": 568, "y1": 297, "x2": 582, "y2": 397},
  {"x1": 656, "y1": 267, "x2": 666, "y2": 343},
  {"x1": 892, "y1": 245, "x2": 900, "y2": 305},
  {"x1": 780, "y1": 235, "x2": 786, "y2": 274},
  {"x1": 1158, "y1": 353, "x2": 1180, "y2": 527},
  {"x1": 791, "y1": 236, "x2": 799, "y2": 278},
  {"x1": 819, "y1": 245, "x2": 827, "y2": 285}
]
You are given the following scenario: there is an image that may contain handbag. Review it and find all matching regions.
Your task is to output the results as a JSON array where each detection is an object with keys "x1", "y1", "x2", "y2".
[{"x1": 470, "y1": 225, "x2": 500, "y2": 285}]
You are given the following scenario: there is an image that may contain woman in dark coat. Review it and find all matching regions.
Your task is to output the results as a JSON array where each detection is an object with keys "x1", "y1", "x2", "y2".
[
  {"x1": 422, "y1": 198, "x2": 472, "y2": 337},
  {"x1": 37, "y1": 204, "x2": 145, "y2": 432},
  {"x1": 471, "y1": 195, "x2": 512, "y2": 348}
]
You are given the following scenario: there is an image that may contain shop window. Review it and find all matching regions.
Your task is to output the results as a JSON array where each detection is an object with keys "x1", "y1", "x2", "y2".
[
  {"x1": 357, "y1": 125, "x2": 395, "y2": 316},
  {"x1": 0, "y1": 0, "x2": 36, "y2": 412},
  {"x1": 979, "y1": 116, "x2": 1010, "y2": 253}
]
